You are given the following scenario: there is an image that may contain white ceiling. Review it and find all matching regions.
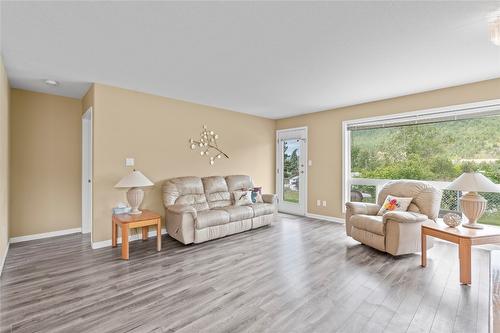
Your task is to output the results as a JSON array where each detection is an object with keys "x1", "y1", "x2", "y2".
[{"x1": 1, "y1": 1, "x2": 500, "y2": 119}]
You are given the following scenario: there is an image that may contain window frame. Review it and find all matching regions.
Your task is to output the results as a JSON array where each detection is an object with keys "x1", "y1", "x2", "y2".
[{"x1": 341, "y1": 98, "x2": 500, "y2": 213}]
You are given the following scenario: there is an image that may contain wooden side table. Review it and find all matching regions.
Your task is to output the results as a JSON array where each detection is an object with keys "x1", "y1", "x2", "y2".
[
  {"x1": 421, "y1": 222, "x2": 500, "y2": 285},
  {"x1": 112, "y1": 210, "x2": 162, "y2": 260}
]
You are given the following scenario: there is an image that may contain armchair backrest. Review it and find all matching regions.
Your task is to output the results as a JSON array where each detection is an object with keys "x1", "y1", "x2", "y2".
[{"x1": 377, "y1": 180, "x2": 442, "y2": 221}]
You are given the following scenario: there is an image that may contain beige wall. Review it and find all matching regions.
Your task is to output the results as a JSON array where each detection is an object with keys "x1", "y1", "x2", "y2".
[
  {"x1": 10, "y1": 89, "x2": 82, "y2": 237},
  {"x1": 91, "y1": 84, "x2": 276, "y2": 242},
  {"x1": 276, "y1": 78, "x2": 500, "y2": 219},
  {"x1": 5, "y1": 76, "x2": 499, "y2": 244},
  {"x1": 0, "y1": 56, "x2": 10, "y2": 269}
]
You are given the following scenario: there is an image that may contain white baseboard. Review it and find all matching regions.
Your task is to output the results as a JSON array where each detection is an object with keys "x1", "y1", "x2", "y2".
[
  {"x1": 91, "y1": 228, "x2": 167, "y2": 249},
  {"x1": 10, "y1": 228, "x2": 82, "y2": 244},
  {"x1": 0, "y1": 242, "x2": 9, "y2": 276},
  {"x1": 305, "y1": 213, "x2": 345, "y2": 224}
]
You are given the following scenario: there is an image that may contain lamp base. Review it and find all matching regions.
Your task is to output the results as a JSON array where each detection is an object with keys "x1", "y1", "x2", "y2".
[
  {"x1": 460, "y1": 191, "x2": 486, "y2": 230},
  {"x1": 127, "y1": 187, "x2": 144, "y2": 215}
]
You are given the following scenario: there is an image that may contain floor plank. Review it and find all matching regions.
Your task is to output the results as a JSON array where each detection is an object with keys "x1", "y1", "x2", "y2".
[{"x1": 0, "y1": 214, "x2": 490, "y2": 332}]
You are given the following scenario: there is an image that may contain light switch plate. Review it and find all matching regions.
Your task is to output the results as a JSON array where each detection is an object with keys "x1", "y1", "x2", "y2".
[
  {"x1": 308, "y1": 160, "x2": 312, "y2": 166},
  {"x1": 125, "y1": 158, "x2": 135, "y2": 167},
  {"x1": 317, "y1": 199, "x2": 321, "y2": 206},
  {"x1": 322, "y1": 200, "x2": 327, "y2": 207}
]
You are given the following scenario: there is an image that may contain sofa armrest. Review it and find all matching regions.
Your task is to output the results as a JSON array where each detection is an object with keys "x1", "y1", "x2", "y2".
[
  {"x1": 262, "y1": 194, "x2": 277, "y2": 205},
  {"x1": 345, "y1": 202, "x2": 380, "y2": 216},
  {"x1": 165, "y1": 205, "x2": 196, "y2": 245},
  {"x1": 166, "y1": 204, "x2": 197, "y2": 218},
  {"x1": 345, "y1": 202, "x2": 380, "y2": 237},
  {"x1": 383, "y1": 211, "x2": 428, "y2": 224}
]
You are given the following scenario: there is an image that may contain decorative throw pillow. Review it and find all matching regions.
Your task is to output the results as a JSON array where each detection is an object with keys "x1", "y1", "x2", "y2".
[
  {"x1": 233, "y1": 190, "x2": 253, "y2": 206},
  {"x1": 377, "y1": 195, "x2": 413, "y2": 216},
  {"x1": 251, "y1": 191, "x2": 264, "y2": 203}
]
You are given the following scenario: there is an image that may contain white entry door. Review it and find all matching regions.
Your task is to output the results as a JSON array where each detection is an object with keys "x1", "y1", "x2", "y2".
[{"x1": 276, "y1": 127, "x2": 307, "y2": 215}]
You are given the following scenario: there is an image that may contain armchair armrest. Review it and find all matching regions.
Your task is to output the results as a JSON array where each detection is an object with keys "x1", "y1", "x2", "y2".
[
  {"x1": 262, "y1": 194, "x2": 277, "y2": 205},
  {"x1": 345, "y1": 202, "x2": 380, "y2": 216},
  {"x1": 166, "y1": 204, "x2": 197, "y2": 218},
  {"x1": 383, "y1": 211, "x2": 428, "y2": 223}
]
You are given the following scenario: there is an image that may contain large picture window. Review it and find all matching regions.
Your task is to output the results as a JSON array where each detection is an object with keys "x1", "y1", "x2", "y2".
[{"x1": 343, "y1": 100, "x2": 500, "y2": 226}]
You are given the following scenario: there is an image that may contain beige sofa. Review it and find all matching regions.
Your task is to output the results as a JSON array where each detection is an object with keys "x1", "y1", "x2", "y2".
[
  {"x1": 345, "y1": 180, "x2": 442, "y2": 256},
  {"x1": 162, "y1": 175, "x2": 276, "y2": 244}
]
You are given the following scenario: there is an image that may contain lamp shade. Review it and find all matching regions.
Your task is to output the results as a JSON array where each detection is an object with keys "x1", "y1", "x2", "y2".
[
  {"x1": 114, "y1": 170, "x2": 154, "y2": 188},
  {"x1": 446, "y1": 172, "x2": 499, "y2": 193}
]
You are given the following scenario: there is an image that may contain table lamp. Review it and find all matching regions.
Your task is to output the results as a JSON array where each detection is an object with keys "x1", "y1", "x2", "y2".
[
  {"x1": 115, "y1": 170, "x2": 154, "y2": 214},
  {"x1": 446, "y1": 172, "x2": 499, "y2": 229}
]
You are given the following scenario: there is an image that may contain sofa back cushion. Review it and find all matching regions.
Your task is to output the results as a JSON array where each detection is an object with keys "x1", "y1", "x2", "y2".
[
  {"x1": 377, "y1": 180, "x2": 442, "y2": 220},
  {"x1": 202, "y1": 176, "x2": 232, "y2": 208},
  {"x1": 225, "y1": 175, "x2": 254, "y2": 202},
  {"x1": 226, "y1": 175, "x2": 253, "y2": 191},
  {"x1": 162, "y1": 176, "x2": 209, "y2": 211}
]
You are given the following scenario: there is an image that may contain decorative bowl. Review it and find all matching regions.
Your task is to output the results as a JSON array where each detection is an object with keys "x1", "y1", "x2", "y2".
[{"x1": 443, "y1": 213, "x2": 462, "y2": 228}]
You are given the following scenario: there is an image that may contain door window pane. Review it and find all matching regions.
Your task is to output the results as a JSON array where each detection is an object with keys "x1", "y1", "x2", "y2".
[{"x1": 283, "y1": 139, "x2": 300, "y2": 203}]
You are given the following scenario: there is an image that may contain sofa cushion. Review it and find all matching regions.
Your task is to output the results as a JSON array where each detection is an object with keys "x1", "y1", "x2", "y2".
[
  {"x1": 163, "y1": 176, "x2": 209, "y2": 211},
  {"x1": 202, "y1": 176, "x2": 231, "y2": 208},
  {"x1": 216, "y1": 206, "x2": 254, "y2": 222},
  {"x1": 195, "y1": 209, "x2": 230, "y2": 229},
  {"x1": 251, "y1": 203, "x2": 274, "y2": 217},
  {"x1": 350, "y1": 214, "x2": 385, "y2": 236},
  {"x1": 226, "y1": 175, "x2": 253, "y2": 192}
]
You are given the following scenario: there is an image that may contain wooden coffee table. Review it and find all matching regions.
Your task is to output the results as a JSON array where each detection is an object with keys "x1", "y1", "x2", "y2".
[
  {"x1": 112, "y1": 210, "x2": 162, "y2": 260},
  {"x1": 421, "y1": 222, "x2": 500, "y2": 285}
]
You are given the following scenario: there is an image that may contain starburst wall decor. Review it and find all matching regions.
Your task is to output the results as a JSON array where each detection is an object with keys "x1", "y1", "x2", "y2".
[{"x1": 189, "y1": 125, "x2": 229, "y2": 165}]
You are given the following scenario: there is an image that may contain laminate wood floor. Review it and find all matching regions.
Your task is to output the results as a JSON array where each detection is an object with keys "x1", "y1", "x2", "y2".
[
  {"x1": 0, "y1": 214, "x2": 491, "y2": 333},
  {"x1": 492, "y1": 251, "x2": 500, "y2": 332}
]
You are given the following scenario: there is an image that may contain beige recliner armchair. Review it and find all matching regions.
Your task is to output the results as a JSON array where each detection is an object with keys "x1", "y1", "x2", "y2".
[{"x1": 345, "y1": 180, "x2": 442, "y2": 256}]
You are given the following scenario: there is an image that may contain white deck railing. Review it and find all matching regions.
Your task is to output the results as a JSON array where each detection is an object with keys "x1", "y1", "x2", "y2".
[
  {"x1": 350, "y1": 178, "x2": 500, "y2": 221},
  {"x1": 350, "y1": 177, "x2": 452, "y2": 200}
]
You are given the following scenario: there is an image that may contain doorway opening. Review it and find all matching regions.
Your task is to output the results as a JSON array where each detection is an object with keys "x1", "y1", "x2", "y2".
[
  {"x1": 276, "y1": 127, "x2": 307, "y2": 215},
  {"x1": 82, "y1": 107, "x2": 93, "y2": 241}
]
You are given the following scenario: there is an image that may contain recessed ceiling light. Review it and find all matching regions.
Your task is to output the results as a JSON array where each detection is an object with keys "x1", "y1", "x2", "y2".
[{"x1": 44, "y1": 79, "x2": 59, "y2": 86}]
